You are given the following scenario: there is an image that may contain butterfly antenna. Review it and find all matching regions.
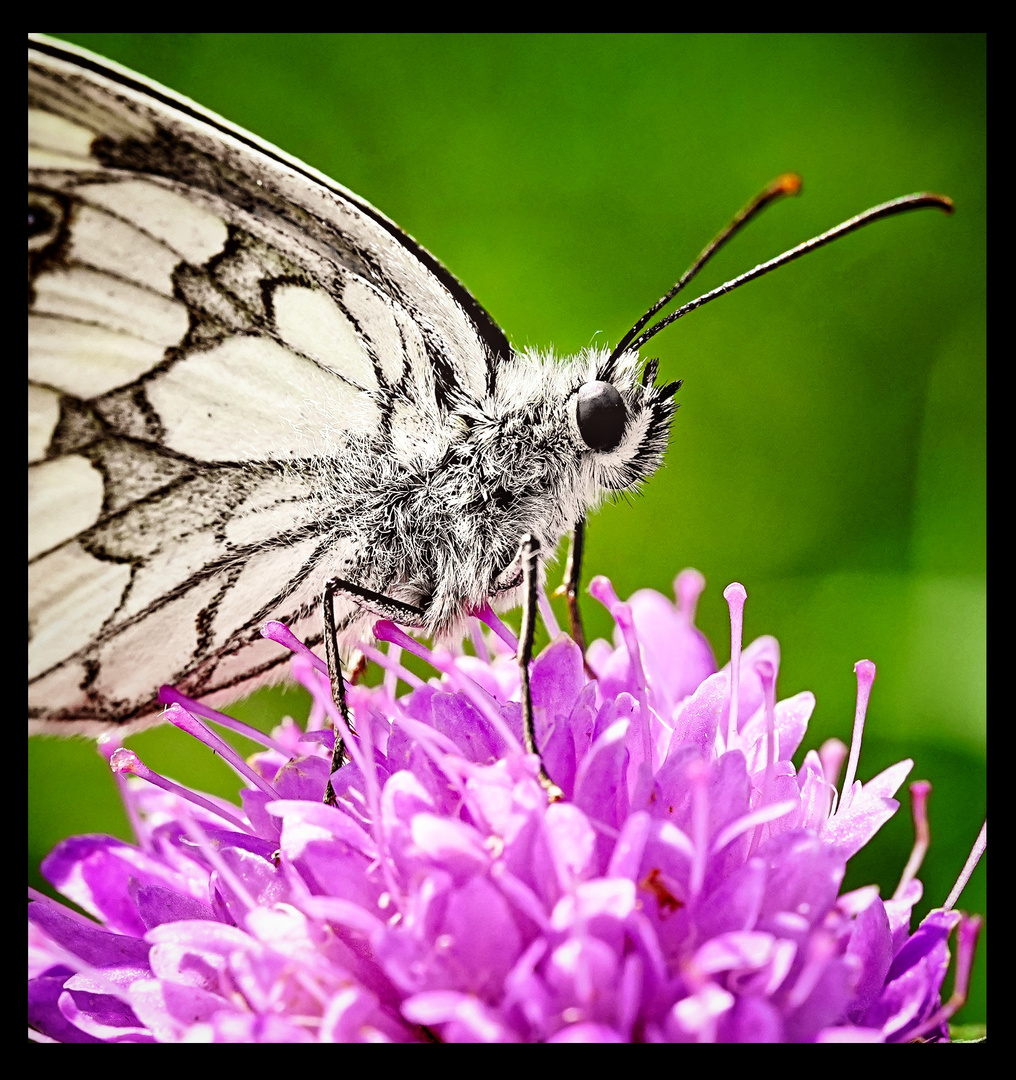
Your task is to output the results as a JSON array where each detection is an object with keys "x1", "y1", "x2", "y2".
[
  {"x1": 616, "y1": 188, "x2": 954, "y2": 359},
  {"x1": 609, "y1": 173, "x2": 803, "y2": 365},
  {"x1": 322, "y1": 577, "x2": 355, "y2": 806},
  {"x1": 518, "y1": 534, "x2": 563, "y2": 801}
]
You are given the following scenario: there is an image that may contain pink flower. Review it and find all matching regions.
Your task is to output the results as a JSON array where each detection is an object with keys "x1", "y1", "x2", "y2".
[{"x1": 28, "y1": 571, "x2": 982, "y2": 1042}]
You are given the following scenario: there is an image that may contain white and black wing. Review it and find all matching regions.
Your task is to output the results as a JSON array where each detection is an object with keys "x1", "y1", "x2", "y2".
[{"x1": 28, "y1": 35, "x2": 510, "y2": 733}]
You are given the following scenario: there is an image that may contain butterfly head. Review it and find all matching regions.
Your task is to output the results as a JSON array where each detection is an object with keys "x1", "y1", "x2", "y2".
[
  {"x1": 566, "y1": 346, "x2": 681, "y2": 496},
  {"x1": 482, "y1": 344, "x2": 679, "y2": 508},
  {"x1": 436, "y1": 344, "x2": 679, "y2": 617}
]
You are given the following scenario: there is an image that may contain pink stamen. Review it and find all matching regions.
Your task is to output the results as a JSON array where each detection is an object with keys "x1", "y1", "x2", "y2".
[
  {"x1": 760, "y1": 654, "x2": 779, "y2": 769},
  {"x1": 357, "y1": 633, "x2": 426, "y2": 690},
  {"x1": 948, "y1": 915, "x2": 982, "y2": 1017},
  {"x1": 894, "y1": 780, "x2": 931, "y2": 899},
  {"x1": 839, "y1": 659, "x2": 876, "y2": 812},
  {"x1": 374, "y1": 619, "x2": 437, "y2": 663},
  {"x1": 760, "y1": 658, "x2": 778, "y2": 773},
  {"x1": 164, "y1": 704, "x2": 279, "y2": 799},
  {"x1": 469, "y1": 617, "x2": 491, "y2": 662},
  {"x1": 538, "y1": 584, "x2": 561, "y2": 639},
  {"x1": 906, "y1": 913, "x2": 983, "y2": 1041},
  {"x1": 382, "y1": 642, "x2": 402, "y2": 698},
  {"x1": 818, "y1": 738, "x2": 848, "y2": 788},
  {"x1": 675, "y1": 568, "x2": 706, "y2": 622},
  {"x1": 724, "y1": 583, "x2": 747, "y2": 748},
  {"x1": 293, "y1": 618, "x2": 524, "y2": 758},
  {"x1": 944, "y1": 820, "x2": 986, "y2": 912},
  {"x1": 266, "y1": 614, "x2": 424, "y2": 704},
  {"x1": 159, "y1": 684, "x2": 292, "y2": 756},
  {"x1": 613, "y1": 601, "x2": 652, "y2": 768},
  {"x1": 261, "y1": 621, "x2": 327, "y2": 673},
  {"x1": 746, "y1": 657, "x2": 778, "y2": 858},
  {"x1": 291, "y1": 659, "x2": 394, "y2": 849},
  {"x1": 472, "y1": 603, "x2": 519, "y2": 651},
  {"x1": 588, "y1": 575, "x2": 621, "y2": 613},
  {"x1": 109, "y1": 747, "x2": 254, "y2": 834},
  {"x1": 291, "y1": 656, "x2": 367, "y2": 779},
  {"x1": 97, "y1": 734, "x2": 149, "y2": 850},
  {"x1": 346, "y1": 685, "x2": 384, "y2": 848}
]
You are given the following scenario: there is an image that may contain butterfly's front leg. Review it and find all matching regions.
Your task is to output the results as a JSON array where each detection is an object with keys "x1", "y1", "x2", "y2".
[
  {"x1": 325, "y1": 579, "x2": 429, "y2": 627},
  {"x1": 320, "y1": 578, "x2": 429, "y2": 804},
  {"x1": 550, "y1": 517, "x2": 587, "y2": 655},
  {"x1": 492, "y1": 568, "x2": 524, "y2": 595},
  {"x1": 517, "y1": 535, "x2": 563, "y2": 802}
]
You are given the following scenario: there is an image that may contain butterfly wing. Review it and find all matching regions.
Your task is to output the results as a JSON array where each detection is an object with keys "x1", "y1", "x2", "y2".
[{"x1": 28, "y1": 36, "x2": 510, "y2": 733}]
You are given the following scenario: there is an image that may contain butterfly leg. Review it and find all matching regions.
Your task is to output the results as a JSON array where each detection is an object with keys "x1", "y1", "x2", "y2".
[
  {"x1": 518, "y1": 534, "x2": 563, "y2": 802},
  {"x1": 556, "y1": 516, "x2": 587, "y2": 654},
  {"x1": 320, "y1": 577, "x2": 428, "y2": 805},
  {"x1": 325, "y1": 579, "x2": 428, "y2": 627},
  {"x1": 322, "y1": 578, "x2": 354, "y2": 806}
]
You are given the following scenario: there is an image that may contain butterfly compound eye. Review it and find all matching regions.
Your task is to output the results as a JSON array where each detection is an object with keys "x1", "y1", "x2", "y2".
[{"x1": 575, "y1": 381, "x2": 627, "y2": 451}]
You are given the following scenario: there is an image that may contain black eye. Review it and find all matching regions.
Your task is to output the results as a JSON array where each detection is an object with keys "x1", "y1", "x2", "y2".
[{"x1": 575, "y1": 381, "x2": 627, "y2": 451}]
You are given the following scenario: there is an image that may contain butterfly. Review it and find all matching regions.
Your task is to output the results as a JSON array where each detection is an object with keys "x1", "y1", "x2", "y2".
[{"x1": 28, "y1": 35, "x2": 951, "y2": 738}]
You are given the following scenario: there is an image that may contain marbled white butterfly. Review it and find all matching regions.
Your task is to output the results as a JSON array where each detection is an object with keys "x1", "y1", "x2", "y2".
[{"x1": 28, "y1": 35, "x2": 951, "y2": 736}]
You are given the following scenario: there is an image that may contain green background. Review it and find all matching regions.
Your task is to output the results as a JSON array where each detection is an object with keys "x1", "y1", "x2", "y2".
[{"x1": 30, "y1": 34, "x2": 985, "y2": 1030}]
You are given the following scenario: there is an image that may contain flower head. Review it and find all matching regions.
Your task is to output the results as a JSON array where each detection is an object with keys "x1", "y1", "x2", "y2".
[{"x1": 28, "y1": 571, "x2": 982, "y2": 1042}]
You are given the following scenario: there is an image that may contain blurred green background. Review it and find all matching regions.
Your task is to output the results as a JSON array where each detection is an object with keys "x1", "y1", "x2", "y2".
[{"x1": 30, "y1": 34, "x2": 985, "y2": 1029}]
